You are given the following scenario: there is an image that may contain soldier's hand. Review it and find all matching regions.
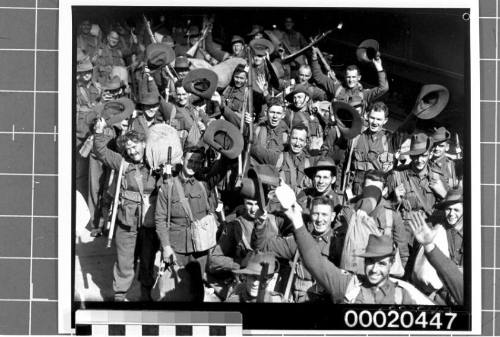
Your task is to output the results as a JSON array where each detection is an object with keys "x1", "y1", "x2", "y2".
[
  {"x1": 408, "y1": 211, "x2": 437, "y2": 252},
  {"x1": 162, "y1": 245, "x2": 177, "y2": 264},
  {"x1": 256, "y1": 73, "x2": 268, "y2": 93},
  {"x1": 94, "y1": 117, "x2": 107, "y2": 134},
  {"x1": 283, "y1": 203, "x2": 305, "y2": 230},
  {"x1": 372, "y1": 53, "x2": 383, "y2": 71},
  {"x1": 394, "y1": 184, "x2": 406, "y2": 202},
  {"x1": 429, "y1": 173, "x2": 448, "y2": 199},
  {"x1": 244, "y1": 111, "x2": 253, "y2": 124},
  {"x1": 197, "y1": 120, "x2": 206, "y2": 132},
  {"x1": 211, "y1": 91, "x2": 221, "y2": 105}
]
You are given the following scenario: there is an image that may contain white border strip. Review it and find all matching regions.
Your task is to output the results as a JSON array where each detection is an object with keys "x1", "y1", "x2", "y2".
[{"x1": 58, "y1": 0, "x2": 481, "y2": 334}]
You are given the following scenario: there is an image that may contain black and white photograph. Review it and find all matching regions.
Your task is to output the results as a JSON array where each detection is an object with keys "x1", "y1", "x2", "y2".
[{"x1": 58, "y1": 0, "x2": 481, "y2": 333}]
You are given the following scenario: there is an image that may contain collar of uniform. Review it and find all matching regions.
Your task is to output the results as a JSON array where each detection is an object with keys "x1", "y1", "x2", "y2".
[
  {"x1": 308, "y1": 223, "x2": 332, "y2": 241},
  {"x1": 312, "y1": 186, "x2": 334, "y2": 198},
  {"x1": 373, "y1": 279, "x2": 395, "y2": 297},
  {"x1": 290, "y1": 151, "x2": 306, "y2": 162},
  {"x1": 179, "y1": 173, "x2": 196, "y2": 185},
  {"x1": 444, "y1": 218, "x2": 463, "y2": 236}
]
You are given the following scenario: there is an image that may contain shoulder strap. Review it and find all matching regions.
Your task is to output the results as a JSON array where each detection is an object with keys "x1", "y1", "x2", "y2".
[
  {"x1": 407, "y1": 177, "x2": 432, "y2": 214},
  {"x1": 169, "y1": 105, "x2": 177, "y2": 126},
  {"x1": 167, "y1": 179, "x2": 174, "y2": 227},
  {"x1": 334, "y1": 85, "x2": 343, "y2": 100},
  {"x1": 382, "y1": 132, "x2": 389, "y2": 153},
  {"x1": 197, "y1": 180, "x2": 211, "y2": 211},
  {"x1": 284, "y1": 153, "x2": 297, "y2": 189},
  {"x1": 173, "y1": 177, "x2": 195, "y2": 222},
  {"x1": 394, "y1": 286, "x2": 403, "y2": 305},
  {"x1": 276, "y1": 152, "x2": 285, "y2": 170}
]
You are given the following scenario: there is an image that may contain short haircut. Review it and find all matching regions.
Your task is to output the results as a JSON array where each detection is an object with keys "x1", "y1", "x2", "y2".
[
  {"x1": 174, "y1": 79, "x2": 184, "y2": 89},
  {"x1": 370, "y1": 101, "x2": 389, "y2": 118},
  {"x1": 290, "y1": 124, "x2": 308, "y2": 136},
  {"x1": 345, "y1": 65, "x2": 360, "y2": 74},
  {"x1": 232, "y1": 63, "x2": 248, "y2": 77},
  {"x1": 298, "y1": 65, "x2": 311, "y2": 74},
  {"x1": 311, "y1": 195, "x2": 336, "y2": 212},
  {"x1": 364, "y1": 170, "x2": 386, "y2": 185},
  {"x1": 267, "y1": 97, "x2": 284, "y2": 109},
  {"x1": 123, "y1": 130, "x2": 146, "y2": 143}
]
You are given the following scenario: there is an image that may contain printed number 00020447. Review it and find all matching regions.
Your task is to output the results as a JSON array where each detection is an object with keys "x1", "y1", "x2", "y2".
[{"x1": 344, "y1": 310, "x2": 458, "y2": 330}]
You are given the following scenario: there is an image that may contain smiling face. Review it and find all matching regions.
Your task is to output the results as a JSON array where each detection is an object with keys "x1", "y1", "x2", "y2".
[
  {"x1": 232, "y1": 42, "x2": 244, "y2": 55},
  {"x1": 432, "y1": 142, "x2": 449, "y2": 159},
  {"x1": 289, "y1": 128, "x2": 307, "y2": 154},
  {"x1": 233, "y1": 71, "x2": 247, "y2": 88},
  {"x1": 365, "y1": 256, "x2": 392, "y2": 287},
  {"x1": 80, "y1": 20, "x2": 91, "y2": 34},
  {"x1": 297, "y1": 67, "x2": 312, "y2": 85},
  {"x1": 244, "y1": 199, "x2": 260, "y2": 219},
  {"x1": 445, "y1": 202, "x2": 463, "y2": 227},
  {"x1": 144, "y1": 105, "x2": 159, "y2": 119},
  {"x1": 411, "y1": 151, "x2": 430, "y2": 171},
  {"x1": 345, "y1": 69, "x2": 361, "y2": 89},
  {"x1": 253, "y1": 54, "x2": 265, "y2": 66},
  {"x1": 175, "y1": 86, "x2": 190, "y2": 107},
  {"x1": 293, "y1": 92, "x2": 308, "y2": 109},
  {"x1": 267, "y1": 105, "x2": 285, "y2": 128},
  {"x1": 310, "y1": 203, "x2": 335, "y2": 234},
  {"x1": 107, "y1": 31, "x2": 120, "y2": 48},
  {"x1": 367, "y1": 109, "x2": 388, "y2": 133},
  {"x1": 125, "y1": 140, "x2": 145, "y2": 163},
  {"x1": 313, "y1": 170, "x2": 335, "y2": 194}
]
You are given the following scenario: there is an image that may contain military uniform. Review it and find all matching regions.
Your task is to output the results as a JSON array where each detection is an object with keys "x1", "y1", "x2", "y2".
[
  {"x1": 310, "y1": 59, "x2": 389, "y2": 115},
  {"x1": 221, "y1": 85, "x2": 246, "y2": 119},
  {"x1": 253, "y1": 222, "x2": 343, "y2": 302},
  {"x1": 253, "y1": 121, "x2": 289, "y2": 155},
  {"x1": 94, "y1": 44, "x2": 126, "y2": 84},
  {"x1": 293, "y1": 226, "x2": 427, "y2": 304},
  {"x1": 351, "y1": 129, "x2": 400, "y2": 195},
  {"x1": 429, "y1": 155, "x2": 456, "y2": 189},
  {"x1": 93, "y1": 132, "x2": 160, "y2": 301},
  {"x1": 297, "y1": 186, "x2": 342, "y2": 218}
]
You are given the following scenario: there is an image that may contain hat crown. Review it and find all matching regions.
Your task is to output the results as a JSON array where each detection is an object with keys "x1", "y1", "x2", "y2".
[
  {"x1": 443, "y1": 188, "x2": 463, "y2": 203},
  {"x1": 409, "y1": 132, "x2": 432, "y2": 153},
  {"x1": 432, "y1": 126, "x2": 451, "y2": 142}
]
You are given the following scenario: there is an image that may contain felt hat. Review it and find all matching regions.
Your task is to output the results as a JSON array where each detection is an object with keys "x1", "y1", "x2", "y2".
[
  {"x1": 349, "y1": 185, "x2": 383, "y2": 208},
  {"x1": 400, "y1": 132, "x2": 434, "y2": 156},
  {"x1": 247, "y1": 24, "x2": 264, "y2": 37},
  {"x1": 182, "y1": 68, "x2": 219, "y2": 100},
  {"x1": 174, "y1": 56, "x2": 190, "y2": 70},
  {"x1": 331, "y1": 102, "x2": 363, "y2": 139},
  {"x1": 435, "y1": 188, "x2": 463, "y2": 210},
  {"x1": 146, "y1": 43, "x2": 175, "y2": 69},
  {"x1": 85, "y1": 97, "x2": 134, "y2": 126},
  {"x1": 356, "y1": 39, "x2": 380, "y2": 63},
  {"x1": 233, "y1": 252, "x2": 278, "y2": 276},
  {"x1": 304, "y1": 157, "x2": 337, "y2": 179},
  {"x1": 138, "y1": 85, "x2": 160, "y2": 106},
  {"x1": 202, "y1": 119, "x2": 244, "y2": 160},
  {"x1": 263, "y1": 30, "x2": 282, "y2": 51},
  {"x1": 101, "y1": 75, "x2": 123, "y2": 91},
  {"x1": 356, "y1": 234, "x2": 395, "y2": 258},
  {"x1": 231, "y1": 35, "x2": 245, "y2": 45},
  {"x1": 161, "y1": 35, "x2": 176, "y2": 48},
  {"x1": 249, "y1": 38, "x2": 275, "y2": 56},
  {"x1": 285, "y1": 84, "x2": 312, "y2": 103},
  {"x1": 240, "y1": 165, "x2": 280, "y2": 210},
  {"x1": 411, "y1": 84, "x2": 450, "y2": 120},
  {"x1": 212, "y1": 57, "x2": 247, "y2": 88},
  {"x1": 431, "y1": 126, "x2": 451, "y2": 145}
]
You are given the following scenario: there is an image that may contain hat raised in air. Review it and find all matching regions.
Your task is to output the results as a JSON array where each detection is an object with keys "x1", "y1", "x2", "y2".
[
  {"x1": 331, "y1": 102, "x2": 363, "y2": 139},
  {"x1": 240, "y1": 165, "x2": 280, "y2": 210},
  {"x1": 412, "y1": 84, "x2": 450, "y2": 120},
  {"x1": 146, "y1": 43, "x2": 175, "y2": 69},
  {"x1": 356, "y1": 39, "x2": 380, "y2": 63},
  {"x1": 202, "y1": 119, "x2": 244, "y2": 160},
  {"x1": 182, "y1": 68, "x2": 219, "y2": 100}
]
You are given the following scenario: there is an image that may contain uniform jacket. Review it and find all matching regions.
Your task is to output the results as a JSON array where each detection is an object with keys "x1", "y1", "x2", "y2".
[
  {"x1": 94, "y1": 132, "x2": 158, "y2": 229},
  {"x1": 293, "y1": 226, "x2": 419, "y2": 304}
]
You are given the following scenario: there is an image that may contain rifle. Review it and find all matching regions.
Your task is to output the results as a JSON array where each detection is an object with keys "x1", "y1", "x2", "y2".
[
  {"x1": 240, "y1": 47, "x2": 254, "y2": 180},
  {"x1": 256, "y1": 262, "x2": 270, "y2": 303},
  {"x1": 283, "y1": 250, "x2": 300, "y2": 302},
  {"x1": 341, "y1": 136, "x2": 359, "y2": 203},
  {"x1": 107, "y1": 159, "x2": 126, "y2": 248},
  {"x1": 312, "y1": 45, "x2": 336, "y2": 81},
  {"x1": 282, "y1": 30, "x2": 332, "y2": 64},
  {"x1": 142, "y1": 14, "x2": 158, "y2": 44},
  {"x1": 186, "y1": 25, "x2": 210, "y2": 58}
]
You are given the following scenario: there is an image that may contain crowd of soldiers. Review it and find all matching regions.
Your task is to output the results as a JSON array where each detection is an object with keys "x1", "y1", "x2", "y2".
[{"x1": 75, "y1": 12, "x2": 465, "y2": 305}]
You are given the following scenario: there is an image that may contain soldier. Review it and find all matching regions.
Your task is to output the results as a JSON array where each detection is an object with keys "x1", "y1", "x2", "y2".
[
  {"x1": 284, "y1": 84, "x2": 323, "y2": 136},
  {"x1": 310, "y1": 48, "x2": 388, "y2": 118},
  {"x1": 281, "y1": 17, "x2": 307, "y2": 69},
  {"x1": 285, "y1": 203, "x2": 432, "y2": 304},
  {"x1": 76, "y1": 19, "x2": 100, "y2": 62},
  {"x1": 94, "y1": 30, "x2": 127, "y2": 84},
  {"x1": 173, "y1": 56, "x2": 191, "y2": 80},
  {"x1": 226, "y1": 252, "x2": 284, "y2": 303},
  {"x1": 251, "y1": 124, "x2": 312, "y2": 194},
  {"x1": 430, "y1": 127, "x2": 457, "y2": 189},
  {"x1": 350, "y1": 102, "x2": 401, "y2": 195},
  {"x1": 129, "y1": 84, "x2": 168, "y2": 136},
  {"x1": 253, "y1": 196, "x2": 343, "y2": 302},
  {"x1": 297, "y1": 157, "x2": 342, "y2": 221},
  {"x1": 296, "y1": 65, "x2": 327, "y2": 101},
  {"x1": 93, "y1": 121, "x2": 160, "y2": 302},
  {"x1": 387, "y1": 132, "x2": 448, "y2": 218},
  {"x1": 155, "y1": 121, "x2": 241, "y2": 301},
  {"x1": 220, "y1": 64, "x2": 248, "y2": 123}
]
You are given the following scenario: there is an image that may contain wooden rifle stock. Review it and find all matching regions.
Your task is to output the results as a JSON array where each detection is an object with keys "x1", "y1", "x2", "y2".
[
  {"x1": 142, "y1": 14, "x2": 158, "y2": 44},
  {"x1": 256, "y1": 262, "x2": 270, "y2": 303},
  {"x1": 107, "y1": 159, "x2": 126, "y2": 248}
]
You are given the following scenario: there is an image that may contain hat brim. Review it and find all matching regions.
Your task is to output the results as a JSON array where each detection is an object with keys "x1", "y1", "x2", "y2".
[
  {"x1": 435, "y1": 198, "x2": 463, "y2": 210},
  {"x1": 202, "y1": 120, "x2": 244, "y2": 159},
  {"x1": 411, "y1": 85, "x2": 450, "y2": 120},
  {"x1": 331, "y1": 102, "x2": 363, "y2": 139},
  {"x1": 248, "y1": 168, "x2": 265, "y2": 210},
  {"x1": 103, "y1": 98, "x2": 135, "y2": 126},
  {"x1": 304, "y1": 165, "x2": 337, "y2": 179},
  {"x1": 182, "y1": 69, "x2": 219, "y2": 100},
  {"x1": 356, "y1": 250, "x2": 395, "y2": 258},
  {"x1": 249, "y1": 38, "x2": 275, "y2": 56}
]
